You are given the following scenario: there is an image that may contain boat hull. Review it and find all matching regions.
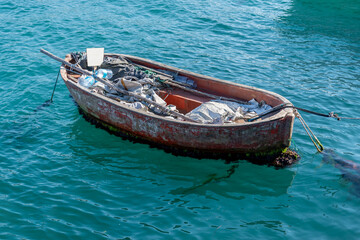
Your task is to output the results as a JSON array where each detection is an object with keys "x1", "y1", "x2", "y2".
[{"x1": 61, "y1": 54, "x2": 295, "y2": 161}]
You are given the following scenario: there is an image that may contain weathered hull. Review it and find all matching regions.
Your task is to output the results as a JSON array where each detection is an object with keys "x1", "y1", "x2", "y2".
[{"x1": 61, "y1": 54, "x2": 295, "y2": 161}]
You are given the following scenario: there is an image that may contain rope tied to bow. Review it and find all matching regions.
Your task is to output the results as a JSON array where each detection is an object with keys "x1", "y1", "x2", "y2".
[{"x1": 295, "y1": 111, "x2": 324, "y2": 152}]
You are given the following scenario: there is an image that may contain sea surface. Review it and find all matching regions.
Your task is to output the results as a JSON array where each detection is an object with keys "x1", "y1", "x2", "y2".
[{"x1": 1, "y1": 0, "x2": 360, "y2": 239}]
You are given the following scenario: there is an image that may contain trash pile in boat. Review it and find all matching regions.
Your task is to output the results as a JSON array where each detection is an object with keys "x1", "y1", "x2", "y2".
[
  {"x1": 186, "y1": 99, "x2": 271, "y2": 124},
  {"x1": 71, "y1": 52, "x2": 272, "y2": 124}
]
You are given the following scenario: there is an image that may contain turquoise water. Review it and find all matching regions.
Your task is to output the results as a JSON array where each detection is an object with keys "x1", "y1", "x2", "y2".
[{"x1": 1, "y1": 0, "x2": 360, "y2": 239}]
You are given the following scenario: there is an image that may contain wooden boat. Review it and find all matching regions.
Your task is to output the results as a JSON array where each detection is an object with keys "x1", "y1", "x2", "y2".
[{"x1": 54, "y1": 51, "x2": 295, "y2": 163}]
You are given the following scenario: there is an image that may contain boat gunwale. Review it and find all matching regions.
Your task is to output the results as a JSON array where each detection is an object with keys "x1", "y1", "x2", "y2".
[{"x1": 60, "y1": 54, "x2": 295, "y2": 127}]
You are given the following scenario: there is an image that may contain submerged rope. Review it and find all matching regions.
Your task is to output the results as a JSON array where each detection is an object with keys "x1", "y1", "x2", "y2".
[{"x1": 50, "y1": 70, "x2": 60, "y2": 103}]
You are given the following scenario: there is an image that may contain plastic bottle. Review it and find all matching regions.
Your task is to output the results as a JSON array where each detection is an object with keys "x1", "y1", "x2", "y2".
[
  {"x1": 78, "y1": 75, "x2": 95, "y2": 88},
  {"x1": 95, "y1": 69, "x2": 113, "y2": 79}
]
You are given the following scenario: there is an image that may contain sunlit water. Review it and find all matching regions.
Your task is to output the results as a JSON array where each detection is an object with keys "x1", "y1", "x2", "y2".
[{"x1": 1, "y1": 0, "x2": 360, "y2": 239}]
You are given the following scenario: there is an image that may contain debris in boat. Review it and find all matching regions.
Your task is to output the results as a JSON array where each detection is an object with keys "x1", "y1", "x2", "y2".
[
  {"x1": 185, "y1": 99, "x2": 272, "y2": 124},
  {"x1": 72, "y1": 53, "x2": 272, "y2": 123},
  {"x1": 157, "y1": 69, "x2": 197, "y2": 88},
  {"x1": 78, "y1": 75, "x2": 96, "y2": 88}
]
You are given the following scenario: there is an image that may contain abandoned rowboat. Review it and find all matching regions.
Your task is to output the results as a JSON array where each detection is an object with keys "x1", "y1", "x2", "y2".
[{"x1": 42, "y1": 49, "x2": 296, "y2": 164}]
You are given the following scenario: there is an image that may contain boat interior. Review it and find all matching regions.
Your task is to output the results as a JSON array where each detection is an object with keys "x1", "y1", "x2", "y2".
[
  {"x1": 126, "y1": 57, "x2": 286, "y2": 109},
  {"x1": 65, "y1": 54, "x2": 286, "y2": 118}
]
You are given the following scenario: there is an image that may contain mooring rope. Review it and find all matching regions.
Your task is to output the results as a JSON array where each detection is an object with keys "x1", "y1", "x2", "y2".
[
  {"x1": 291, "y1": 105, "x2": 360, "y2": 120},
  {"x1": 50, "y1": 70, "x2": 60, "y2": 103},
  {"x1": 248, "y1": 103, "x2": 360, "y2": 122},
  {"x1": 296, "y1": 112, "x2": 324, "y2": 152}
]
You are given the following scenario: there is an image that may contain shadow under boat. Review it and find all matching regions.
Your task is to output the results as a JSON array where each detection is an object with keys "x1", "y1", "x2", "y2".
[{"x1": 68, "y1": 117, "x2": 297, "y2": 199}]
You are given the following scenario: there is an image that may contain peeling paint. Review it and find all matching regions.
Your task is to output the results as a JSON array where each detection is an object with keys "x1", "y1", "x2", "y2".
[{"x1": 65, "y1": 81, "x2": 294, "y2": 155}]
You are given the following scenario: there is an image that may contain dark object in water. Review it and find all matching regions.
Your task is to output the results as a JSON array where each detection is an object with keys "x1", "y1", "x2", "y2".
[
  {"x1": 34, "y1": 99, "x2": 52, "y2": 112},
  {"x1": 322, "y1": 149, "x2": 360, "y2": 197},
  {"x1": 271, "y1": 149, "x2": 300, "y2": 168},
  {"x1": 179, "y1": 164, "x2": 239, "y2": 194}
]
